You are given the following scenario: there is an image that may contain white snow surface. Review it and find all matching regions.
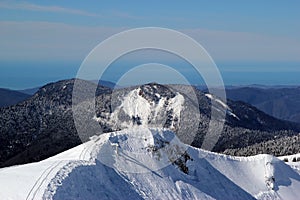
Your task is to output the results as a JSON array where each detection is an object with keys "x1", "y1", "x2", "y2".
[
  {"x1": 96, "y1": 88, "x2": 185, "y2": 129},
  {"x1": 0, "y1": 128, "x2": 300, "y2": 200}
]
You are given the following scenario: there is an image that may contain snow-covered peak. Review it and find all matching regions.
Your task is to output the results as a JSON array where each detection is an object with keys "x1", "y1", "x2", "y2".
[
  {"x1": 96, "y1": 127, "x2": 188, "y2": 173},
  {"x1": 1, "y1": 127, "x2": 300, "y2": 200},
  {"x1": 95, "y1": 86, "x2": 185, "y2": 130}
]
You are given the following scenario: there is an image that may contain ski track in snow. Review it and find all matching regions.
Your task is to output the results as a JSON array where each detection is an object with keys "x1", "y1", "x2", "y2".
[
  {"x1": 26, "y1": 160, "x2": 65, "y2": 200},
  {"x1": 0, "y1": 128, "x2": 298, "y2": 200},
  {"x1": 1, "y1": 87, "x2": 300, "y2": 199}
]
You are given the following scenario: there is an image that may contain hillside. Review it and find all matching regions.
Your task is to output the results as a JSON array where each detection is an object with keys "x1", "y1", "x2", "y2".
[
  {"x1": 0, "y1": 128, "x2": 299, "y2": 200},
  {"x1": 0, "y1": 79, "x2": 112, "y2": 167},
  {"x1": 1, "y1": 79, "x2": 300, "y2": 167},
  {"x1": 225, "y1": 87, "x2": 300, "y2": 123},
  {"x1": 0, "y1": 88, "x2": 30, "y2": 108}
]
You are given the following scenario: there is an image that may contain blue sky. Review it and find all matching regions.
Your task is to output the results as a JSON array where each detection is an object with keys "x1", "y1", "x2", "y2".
[{"x1": 1, "y1": 0, "x2": 300, "y2": 89}]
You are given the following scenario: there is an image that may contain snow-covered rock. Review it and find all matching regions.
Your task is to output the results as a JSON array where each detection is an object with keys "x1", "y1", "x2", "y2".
[{"x1": 95, "y1": 86, "x2": 185, "y2": 130}]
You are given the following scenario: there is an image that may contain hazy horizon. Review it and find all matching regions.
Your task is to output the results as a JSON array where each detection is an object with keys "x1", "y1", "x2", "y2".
[
  {"x1": 1, "y1": 61, "x2": 300, "y2": 90},
  {"x1": 1, "y1": 1, "x2": 300, "y2": 89}
]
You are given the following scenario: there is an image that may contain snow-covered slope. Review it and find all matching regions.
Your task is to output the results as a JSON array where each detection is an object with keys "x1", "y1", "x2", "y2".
[
  {"x1": 0, "y1": 128, "x2": 300, "y2": 200},
  {"x1": 94, "y1": 86, "x2": 186, "y2": 131}
]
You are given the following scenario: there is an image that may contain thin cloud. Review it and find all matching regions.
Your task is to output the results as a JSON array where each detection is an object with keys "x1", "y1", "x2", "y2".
[
  {"x1": 0, "y1": 1, "x2": 102, "y2": 17},
  {"x1": 182, "y1": 28, "x2": 300, "y2": 62},
  {"x1": 0, "y1": 21, "x2": 300, "y2": 63}
]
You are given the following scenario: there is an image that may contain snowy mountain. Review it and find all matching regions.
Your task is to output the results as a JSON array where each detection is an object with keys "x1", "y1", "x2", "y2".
[
  {"x1": 1, "y1": 79, "x2": 300, "y2": 167},
  {"x1": 0, "y1": 128, "x2": 299, "y2": 200}
]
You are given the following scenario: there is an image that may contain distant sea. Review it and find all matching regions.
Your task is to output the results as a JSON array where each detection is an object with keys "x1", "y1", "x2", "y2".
[{"x1": 1, "y1": 60, "x2": 300, "y2": 90}]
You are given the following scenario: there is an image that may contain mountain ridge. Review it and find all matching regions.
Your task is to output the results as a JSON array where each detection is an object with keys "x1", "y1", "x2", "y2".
[
  {"x1": 1, "y1": 128, "x2": 299, "y2": 200},
  {"x1": 220, "y1": 87, "x2": 300, "y2": 123},
  {"x1": 1, "y1": 79, "x2": 300, "y2": 167}
]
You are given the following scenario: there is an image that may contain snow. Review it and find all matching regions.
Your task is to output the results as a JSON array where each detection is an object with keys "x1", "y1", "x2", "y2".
[
  {"x1": 96, "y1": 88, "x2": 185, "y2": 129},
  {"x1": 278, "y1": 153, "x2": 300, "y2": 163},
  {"x1": 278, "y1": 154, "x2": 300, "y2": 176},
  {"x1": 168, "y1": 92, "x2": 185, "y2": 128},
  {"x1": 0, "y1": 128, "x2": 299, "y2": 200},
  {"x1": 205, "y1": 93, "x2": 240, "y2": 120},
  {"x1": 205, "y1": 93, "x2": 228, "y2": 110},
  {"x1": 227, "y1": 110, "x2": 240, "y2": 120},
  {"x1": 121, "y1": 88, "x2": 151, "y2": 126},
  {"x1": 0, "y1": 142, "x2": 90, "y2": 200}
]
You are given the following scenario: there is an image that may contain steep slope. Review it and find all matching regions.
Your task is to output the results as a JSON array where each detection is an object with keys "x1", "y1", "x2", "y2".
[
  {"x1": 1, "y1": 80, "x2": 300, "y2": 167},
  {"x1": 0, "y1": 128, "x2": 299, "y2": 200},
  {"x1": 0, "y1": 88, "x2": 30, "y2": 108},
  {"x1": 93, "y1": 83, "x2": 300, "y2": 155}
]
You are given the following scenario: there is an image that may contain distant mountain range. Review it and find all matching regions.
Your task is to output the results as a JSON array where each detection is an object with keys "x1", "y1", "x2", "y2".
[
  {"x1": 18, "y1": 87, "x2": 40, "y2": 95},
  {"x1": 224, "y1": 87, "x2": 300, "y2": 123},
  {"x1": 1, "y1": 79, "x2": 300, "y2": 167},
  {"x1": 92, "y1": 80, "x2": 120, "y2": 89},
  {"x1": 0, "y1": 88, "x2": 30, "y2": 108}
]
